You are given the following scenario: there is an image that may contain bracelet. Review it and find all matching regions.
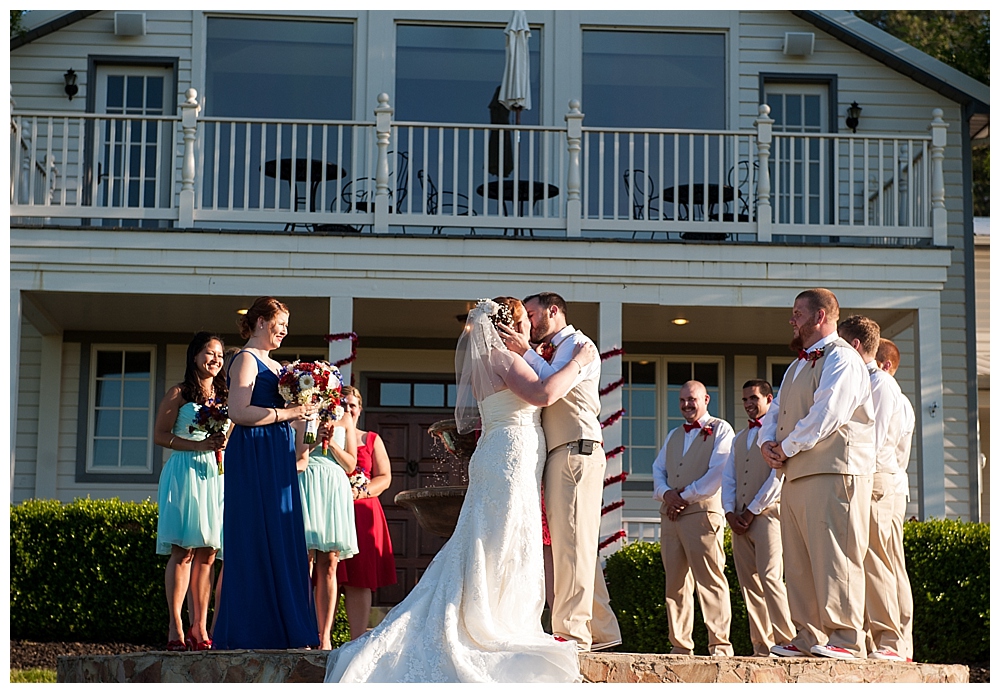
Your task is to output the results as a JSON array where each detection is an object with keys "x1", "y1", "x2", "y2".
[
  {"x1": 168, "y1": 435, "x2": 176, "y2": 450},
  {"x1": 272, "y1": 407, "x2": 279, "y2": 423},
  {"x1": 571, "y1": 358, "x2": 582, "y2": 373}
]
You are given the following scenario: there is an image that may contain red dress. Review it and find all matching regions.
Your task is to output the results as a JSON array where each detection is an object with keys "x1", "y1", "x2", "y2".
[{"x1": 337, "y1": 431, "x2": 397, "y2": 590}]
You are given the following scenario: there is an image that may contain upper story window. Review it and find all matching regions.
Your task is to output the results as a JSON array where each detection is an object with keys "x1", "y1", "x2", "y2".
[
  {"x1": 395, "y1": 24, "x2": 541, "y2": 124},
  {"x1": 582, "y1": 30, "x2": 725, "y2": 129},
  {"x1": 206, "y1": 17, "x2": 354, "y2": 119},
  {"x1": 88, "y1": 346, "x2": 156, "y2": 474}
]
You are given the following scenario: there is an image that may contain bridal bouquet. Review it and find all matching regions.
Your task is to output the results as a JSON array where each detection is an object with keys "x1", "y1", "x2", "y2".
[
  {"x1": 188, "y1": 401, "x2": 230, "y2": 474},
  {"x1": 278, "y1": 360, "x2": 344, "y2": 444}
]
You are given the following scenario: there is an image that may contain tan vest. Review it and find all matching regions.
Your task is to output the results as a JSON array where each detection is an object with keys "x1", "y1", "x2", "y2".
[
  {"x1": 732, "y1": 428, "x2": 775, "y2": 513},
  {"x1": 665, "y1": 418, "x2": 724, "y2": 515},
  {"x1": 541, "y1": 374, "x2": 603, "y2": 452},
  {"x1": 775, "y1": 339, "x2": 875, "y2": 481}
]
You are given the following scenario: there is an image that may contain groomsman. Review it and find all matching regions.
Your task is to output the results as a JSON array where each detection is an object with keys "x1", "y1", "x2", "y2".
[
  {"x1": 652, "y1": 380, "x2": 734, "y2": 656},
  {"x1": 761, "y1": 288, "x2": 875, "y2": 660},
  {"x1": 722, "y1": 379, "x2": 795, "y2": 656},
  {"x1": 837, "y1": 316, "x2": 907, "y2": 661},
  {"x1": 875, "y1": 337, "x2": 916, "y2": 661}
]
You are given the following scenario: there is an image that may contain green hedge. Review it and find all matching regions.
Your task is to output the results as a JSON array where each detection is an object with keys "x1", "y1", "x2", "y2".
[
  {"x1": 606, "y1": 518, "x2": 989, "y2": 664},
  {"x1": 10, "y1": 498, "x2": 349, "y2": 647}
]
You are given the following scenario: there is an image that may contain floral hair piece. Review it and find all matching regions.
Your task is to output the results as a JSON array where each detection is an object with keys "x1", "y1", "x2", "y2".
[{"x1": 468, "y1": 298, "x2": 498, "y2": 321}]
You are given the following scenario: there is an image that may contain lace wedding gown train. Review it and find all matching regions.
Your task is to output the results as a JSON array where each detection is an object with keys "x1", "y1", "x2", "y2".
[{"x1": 324, "y1": 389, "x2": 581, "y2": 683}]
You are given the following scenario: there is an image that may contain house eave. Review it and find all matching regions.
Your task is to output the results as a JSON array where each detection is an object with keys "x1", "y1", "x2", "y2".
[{"x1": 10, "y1": 10, "x2": 100, "y2": 51}]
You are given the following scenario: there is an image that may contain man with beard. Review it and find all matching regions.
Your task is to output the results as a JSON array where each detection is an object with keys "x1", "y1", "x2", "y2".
[
  {"x1": 651, "y1": 380, "x2": 734, "y2": 656},
  {"x1": 498, "y1": 292, "x2": 621, "y2": 652},
  {"x1": 874, "y1": 337, "x2": 916, "y2": 661},
  {"x1": 722, "y1": 379, "x2": 795, "y2": 657},
  {"x1": 760, "y1": 288, "x2": 875, "y2": 660}
]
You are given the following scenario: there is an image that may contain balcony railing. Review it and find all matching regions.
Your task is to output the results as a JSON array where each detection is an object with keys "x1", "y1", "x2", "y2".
[{"x1": 10, "y1": 90, "x2": 949, "y2": 245}]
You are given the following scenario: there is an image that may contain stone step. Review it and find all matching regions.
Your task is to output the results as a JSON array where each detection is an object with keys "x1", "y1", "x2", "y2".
[{"x1": 57, "y1": 650, "x2": 969, "y2": 683}]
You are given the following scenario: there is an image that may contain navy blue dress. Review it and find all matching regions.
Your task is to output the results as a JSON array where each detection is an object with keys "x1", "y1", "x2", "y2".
[{"x1": 214, "y1": 351, "x2": 318, "y2": 650}]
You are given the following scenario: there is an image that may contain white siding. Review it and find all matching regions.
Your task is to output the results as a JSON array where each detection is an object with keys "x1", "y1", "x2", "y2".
[{"x1": 13, "y1": 319, "x2": 42, "y2": 503}]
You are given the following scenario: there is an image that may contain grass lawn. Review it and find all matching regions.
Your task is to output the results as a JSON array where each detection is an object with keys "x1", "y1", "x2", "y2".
[{"x1": 10, "y1": 669, "x2": 57, "y2": 683}]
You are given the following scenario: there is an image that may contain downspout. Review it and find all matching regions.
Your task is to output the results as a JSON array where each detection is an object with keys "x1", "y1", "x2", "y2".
[{"x1": 961, "y1": 101, "x2": 981, "y2": 522}]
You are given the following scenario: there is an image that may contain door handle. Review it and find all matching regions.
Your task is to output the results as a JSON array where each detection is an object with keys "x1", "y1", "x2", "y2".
[{"x1": 406, "y1": 460, "x2": 419, "y2": 478}]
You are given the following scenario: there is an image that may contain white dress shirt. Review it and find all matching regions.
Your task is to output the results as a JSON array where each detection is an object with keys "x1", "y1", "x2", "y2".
[
  {"x1": 652, "y1": 413, "x2": 734, "y2": 503},
  {"x1": 759, "y1": 332, "x2": 873, "y2": 468},
  {"x1": 868, "y1": 360, "x2": 906, "y2": 476},
  {"x1": 521, "y1": 324, "x2": 599, "y2": 396},
  {"x1": 894, "y1": 377, "x2": 916, "y2": 498},
  {"x1": 721, "y1": 426, "x2": 783, "y2": 515}
]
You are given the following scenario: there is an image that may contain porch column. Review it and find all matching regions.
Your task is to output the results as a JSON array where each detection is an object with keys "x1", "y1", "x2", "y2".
[
  {"x1": 928, "y1": 109, "x2": 949, "y2": 247},
  {"x1": 598, "y1": 299, "x2": 623, "y2": 557},
  {"x1": 914, "y1": 301, "x2": 945, "y2": 519},
  {"x1": 34, "y1": 333, "x2": 64, "y2": 499},
  {"x1": 328, "y1": 296, "x2": 355, "y2": 387},
  {"x1": 10, "y1": 289, "x2": 22, "y2": 500},
  {"x1": 179, "y1": 89, "x2": 200, "y2": 228},
  {"x1": 564, "y1": 100, "x2": 584, "y2": 238},
  {"x1": 373, "y1": 94, "x2": 393, "y2": 234},
  {"x1": 754, "y1": 104, "x2": 774, "y2": 243}
]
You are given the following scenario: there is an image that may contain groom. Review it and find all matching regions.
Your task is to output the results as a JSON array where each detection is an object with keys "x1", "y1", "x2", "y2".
[{"x1": 500, "y1": 292, "x2": 621, "y2": 652}]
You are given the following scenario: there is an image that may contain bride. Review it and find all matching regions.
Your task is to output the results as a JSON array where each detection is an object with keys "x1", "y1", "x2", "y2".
[{"x1": 324, "y1": 297, "x2": 596, "y2": 683}]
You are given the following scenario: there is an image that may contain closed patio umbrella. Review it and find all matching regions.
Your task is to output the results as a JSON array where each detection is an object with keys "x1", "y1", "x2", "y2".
[
  {"x1": 498, "y1": 10, "x2": 531, "y2": 125},
  {"x1": 488, "y1": 85, "x2": 514, "y2": 177}
]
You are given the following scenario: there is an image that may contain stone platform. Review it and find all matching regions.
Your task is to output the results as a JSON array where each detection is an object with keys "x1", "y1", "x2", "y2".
[{"x1": 58, "y1": 650, "x2": 969, "y2": 683}]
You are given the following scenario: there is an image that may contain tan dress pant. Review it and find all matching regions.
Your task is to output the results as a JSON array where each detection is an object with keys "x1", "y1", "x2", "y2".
[
  {"x1": 591, "y1": 556, "x2": 622, "y2": 646},
  {"x1": 782, "y1": 473, "x2": 872, "y2": 656},
  {"x1": 892, "y1": 491, "x2": 913, "y2": 659},
  {"x1": 659, "y1": 508, "x2": 733, "y2": 655},
  {"x1": 544, "y1": 444, "x2": 607, "y2": 649},
  {"x1": 864, "y1": 472, "x2": 904, "y2": 655},
  {"x1": 731, "y1": 504, "x2": 795, "y2": 655}
]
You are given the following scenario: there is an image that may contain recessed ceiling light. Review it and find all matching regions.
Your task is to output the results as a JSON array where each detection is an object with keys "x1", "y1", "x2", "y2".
[
  {"x1": 672, "y1": 318, "x2": 690, "y2": 325},
  {"x1": 237, "y1": 309, "x2": 248, "y2": 315}
]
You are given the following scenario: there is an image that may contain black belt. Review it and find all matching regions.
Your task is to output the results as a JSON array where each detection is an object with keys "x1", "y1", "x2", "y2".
[{"x1": 565, "y1": 439, "x2": 600, "y2": 456}]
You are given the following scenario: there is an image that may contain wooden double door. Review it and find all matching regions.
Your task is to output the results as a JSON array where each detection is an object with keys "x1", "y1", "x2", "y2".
[{"x1": 363, "y1": 410, "x2": 465, "y2": 606}]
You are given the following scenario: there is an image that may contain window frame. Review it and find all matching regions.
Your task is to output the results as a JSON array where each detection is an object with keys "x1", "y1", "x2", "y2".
[{"x1": 84, "y1": 343, "x2": 158, "y2": 476}]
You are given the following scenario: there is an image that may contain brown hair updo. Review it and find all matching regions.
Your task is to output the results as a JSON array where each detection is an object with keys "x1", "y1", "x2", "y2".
[
  {"x1": 490, "y1": 296, "x2": 524, "y2": 331},
  {"x1": 237, "y1": 296, "x2": 289, "y2": 340},
  {"x1": 342, "y1": 385, "x2": 362, "y2": 407}
]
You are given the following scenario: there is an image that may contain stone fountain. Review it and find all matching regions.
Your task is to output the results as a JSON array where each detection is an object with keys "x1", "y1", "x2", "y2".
[{"x1": 393, "y1": 419, "x2": 477, "y2": 538}]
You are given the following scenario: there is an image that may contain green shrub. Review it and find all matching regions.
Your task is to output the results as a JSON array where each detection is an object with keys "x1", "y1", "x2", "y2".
[
  {"x1": 606, "y1": 518, "x2": 989, "y2": 664},
  {"x1": 606, "y1": 528, "x2": 753, "y2": 656},
  {"x1": 10, "y1": 498, "x2": 351, "y2": 647},
  {"x1": 905, "y1": 518, "x2": 989, "y2": 663}
]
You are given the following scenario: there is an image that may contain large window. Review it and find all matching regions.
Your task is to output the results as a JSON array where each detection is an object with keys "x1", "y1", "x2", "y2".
[
  {"x1": 206, "y1": 17, "x2": 354, "y2": 119},
  {"x1": 88, "y1": 346, "x2": 156, "y2": 473},
  {"x1": 582, "y1": 30, "x2": 725, "y2": 129},
  {"x1": 395, "y1": 24, "x2": 541, "y2": 124}
]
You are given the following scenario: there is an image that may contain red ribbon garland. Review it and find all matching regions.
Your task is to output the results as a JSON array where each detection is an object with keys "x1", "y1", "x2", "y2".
[
  {"x1": 600, "y1": 408, "x2": 625, "y2": 429},
  {"x1": 598, "y1": 530, "x2": 627, "y2": 551},
  {"x1": 601, "y1": 499, "x2": 625, "y2": 515},
  {"x1": 322, "y1": 331, "x2": 359, "y2": 368},
  {"x1": 600, "y1": 347, "x2": 625, "y2": 361},
  {"x1": 604, "y1": 470, "x2": 628, "y2": 487},
  {"x1": 599, "y1": 377, "x2": 625, "y2": 397},
  {"x1": 604, "y1": 446, "x2": 625, "y2": 461}
]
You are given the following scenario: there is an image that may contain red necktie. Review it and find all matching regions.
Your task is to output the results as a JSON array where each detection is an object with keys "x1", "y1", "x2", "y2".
[
  {"x1": 683, "y1": 421, "x2": 701, "y2": 433},
  {"x1": 748, "y1": 419, "x2": 762, "y2": 429}
]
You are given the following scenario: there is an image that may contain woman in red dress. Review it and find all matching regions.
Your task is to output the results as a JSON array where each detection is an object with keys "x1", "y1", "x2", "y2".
[{"x1": 337, "y1": 385, "x2": 397, "y2": 639}]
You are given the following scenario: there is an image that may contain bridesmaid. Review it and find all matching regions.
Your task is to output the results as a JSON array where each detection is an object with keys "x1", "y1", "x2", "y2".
[
  {"x1": 212, "y1": 296, "x2": 319, "y2": 650},
  {"x1": 336, "y1": 385, "x2": 397, "y2": 640},
  {"x1": 153, "y1": 331, "x2": 227, "y2": 651},
  {"x1": 298, "y1": 413, "x2": 359, "y2": 650}
]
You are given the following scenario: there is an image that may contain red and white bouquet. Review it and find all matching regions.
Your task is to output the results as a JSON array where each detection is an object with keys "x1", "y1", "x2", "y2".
[
  {"x1": 348, "y1": 469, "x2": 369, "y2": 498},
  {"x1": 278, "y1": 360, "x2": 344, "y2": 444},
  {"x1": 188, "y1": 400, "x2": 230, "y2": 474},
  {"x1": 317, "y1": 400, "x2": 347, "y2": 455}
]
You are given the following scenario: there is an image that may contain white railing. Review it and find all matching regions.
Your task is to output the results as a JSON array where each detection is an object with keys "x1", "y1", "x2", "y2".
[
  {"x1": 10, "y1": 92, "x2": 950, "y2": 245},
  {"x1": 622, "y1": 517, "x2": 661, "y2": 544}
]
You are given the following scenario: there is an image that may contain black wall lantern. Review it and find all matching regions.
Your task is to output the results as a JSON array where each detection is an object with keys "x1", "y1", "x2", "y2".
[
  {"x1": 846, "y1": 101, "x2": 862, "y2": 133},
  {"x1": 64, "y1": 69, "x2": 79, "y2": 100}
]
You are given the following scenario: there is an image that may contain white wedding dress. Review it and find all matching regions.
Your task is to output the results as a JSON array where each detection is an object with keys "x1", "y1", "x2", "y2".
[{"x1": 324, "y1": 389, "x2": 581, "y2": 683}]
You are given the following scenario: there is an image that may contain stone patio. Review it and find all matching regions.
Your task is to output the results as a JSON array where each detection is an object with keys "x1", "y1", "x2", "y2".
[{"x1": 57, "y1": 650, "x2": 969, "y2": 683}]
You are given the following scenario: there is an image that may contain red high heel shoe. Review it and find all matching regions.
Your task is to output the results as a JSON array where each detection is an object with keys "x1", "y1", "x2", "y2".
[
  {"x1": 186, "y1": 627, "x2": 213, "y2": 651},
  {"x1": 166, "y1": 639, "x2": 186, "y2": 652}
]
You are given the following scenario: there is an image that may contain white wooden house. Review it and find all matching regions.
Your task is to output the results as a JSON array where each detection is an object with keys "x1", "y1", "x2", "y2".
[{"x1": 9, "y1": 9, "x2": 989, "y2": 599}]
